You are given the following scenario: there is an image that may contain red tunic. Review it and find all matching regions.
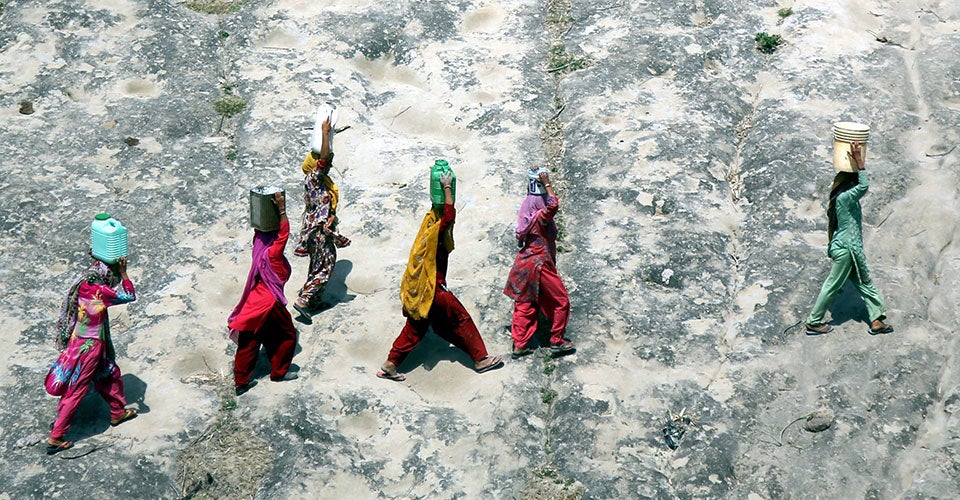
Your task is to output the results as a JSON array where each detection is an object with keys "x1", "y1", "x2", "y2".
[
  {"x1": 503, "y1": 196, "x2": 559, "y2": 302},
  {"x1": 435, "y1": 204, "x2": 455, "y2": 284},
  {"x1": 228, "y1": 221, "x2": 290, "y2": 332}
]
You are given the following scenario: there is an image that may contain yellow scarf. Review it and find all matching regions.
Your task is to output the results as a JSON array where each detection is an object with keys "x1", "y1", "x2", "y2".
[
  {"x1": 302, "y1": 153, "x2": 339, "y2": 211},
  {"x1": 399, "y1": 209, "x2": 455, "y2": 319}
]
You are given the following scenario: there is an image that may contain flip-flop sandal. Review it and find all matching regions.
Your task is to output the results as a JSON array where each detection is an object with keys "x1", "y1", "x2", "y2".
[
  {"x1": 511, "y1": 348, "x2": 535, "y2": 359},
  {"x1": 46, "y1": 439, "x2": 73, "y2": 455},
  {"x1": 293, "y1": 304, "x2": 313, "y2": 325},
  {"x1": 550, "y1": 341, "x2": 576, "y2": 353},
  {"x1": 376, "y1": 370, "x2": 406, "y2": 382},
  {"x1": 869, "y1": 325, "x2": 894, "y2": 335},
  {"x1": 110, "y1": 409, "x2": 137, "y2": 427},
  {"x1": 476, "y1": 355, "x2": 504, "y2": 373}
]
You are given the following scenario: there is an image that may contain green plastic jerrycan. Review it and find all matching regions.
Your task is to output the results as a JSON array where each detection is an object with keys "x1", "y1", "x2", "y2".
[
  {"x1": 91, "y1": 213, "x2": 128, "y2": 264},
  {"x1": 430, "y1": 159, "x2": 456, "y2": 205}
]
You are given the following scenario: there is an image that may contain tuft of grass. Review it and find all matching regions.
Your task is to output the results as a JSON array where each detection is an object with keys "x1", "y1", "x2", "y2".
[
  {"x1": 754, "y1": 32, "x2": 783, "y2": 54},
  {"x1": 540, "y1": 387, "x2": 558, "y2": 404},
  {"x1": 214, "y1": 94, "x2": 247, "y2": 118},
  {"x1": 547, "y1": 43, "x2": 589, "y2": 73},
  {"x1": 220, "y1": 396, "x2": 237, "y2": 411},
  {"x1": 185, "y1": 0, "x2": 243, "y2": 15},
  {"x1": 777, "y1": 7, "x2": 793, "y2": 18}
]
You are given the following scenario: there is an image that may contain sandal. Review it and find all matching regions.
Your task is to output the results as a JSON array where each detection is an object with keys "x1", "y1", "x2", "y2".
[
  {"x1": 511, "y1": 347, "x2": 535, "y2": 359},
  {"x1": 293, "y1": 303, "x2": 313, "y2": 325},
  {"x1": 550, "y1": 341, "x2": 575, "y2": 353},
  {"x1": 46, "y1": 438, "x2": 73, "y2": 455},
  {"x1": 805, "y1": 323, "x2": 833, "y2": 335},
  {"x1": 110, "y1": 409, "x2": 138, "y2": 427},
  {"x1": 376, "y1": 369, "x2": 406, "y2": 382},
  {"x1": 475, "y1": 355, "x2": 504, "y2": 373},
  {"x1": 868, "y1": 323, "x2": 894, "y2": 335}
]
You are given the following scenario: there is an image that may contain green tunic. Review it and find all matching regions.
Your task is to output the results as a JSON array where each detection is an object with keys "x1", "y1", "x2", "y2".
[{"x1": 807, "y1": 171, "x2": 887, "y2": 325}]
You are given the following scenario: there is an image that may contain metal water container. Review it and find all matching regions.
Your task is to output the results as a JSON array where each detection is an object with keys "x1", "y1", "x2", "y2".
[{"x1": 249, "y1": 186, "x2": 284, "y2": 231}]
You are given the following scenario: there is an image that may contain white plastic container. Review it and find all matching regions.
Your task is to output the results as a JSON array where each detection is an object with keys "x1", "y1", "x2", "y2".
[
  {"x1": 832, "y1": 122, "x2": 870, "y2": 172},
  {"x1": 249, "y1": 186, "x2": 284, "y2": 231},
  {"x1": 91, "y1": 214, "x2": 128, "y2": 264}
]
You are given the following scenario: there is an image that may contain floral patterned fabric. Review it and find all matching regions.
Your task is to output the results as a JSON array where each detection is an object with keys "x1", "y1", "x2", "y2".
[{"x1": 503, "y1": 195, "x2": 559, "y2": 302}]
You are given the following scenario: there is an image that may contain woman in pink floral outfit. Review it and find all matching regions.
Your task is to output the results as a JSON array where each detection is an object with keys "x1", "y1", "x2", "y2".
[{"x1": 46, "y1": 256, "x2": 137, "y2": 454}]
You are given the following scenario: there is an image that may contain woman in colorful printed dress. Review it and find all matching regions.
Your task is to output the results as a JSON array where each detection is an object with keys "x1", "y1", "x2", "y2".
[
  {"x1": 503, "y1": 168, "x2": 574, "y2": 358},
  {"x1": 292, "y1": 115, "x2": 340, "y2": 324},
  {"x1": 46, "y1": 256, "x2": 137, "y2": 455}
]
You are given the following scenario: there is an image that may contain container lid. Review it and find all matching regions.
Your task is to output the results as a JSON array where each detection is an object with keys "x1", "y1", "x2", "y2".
[
  {"x1": 251, "y1": 185, "x2": 283, "y2": 195},
  {"x1": 95, "y1": 213, "x2": 111, "y2": 221},
  {"x1": 833, "y1": 121, "x2": 870, "y2": 132},
  {"x1": 434, "y1": 159, "x2": 448, "y2": 168}
]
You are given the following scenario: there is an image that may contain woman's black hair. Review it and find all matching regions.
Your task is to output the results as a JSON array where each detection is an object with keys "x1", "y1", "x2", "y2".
[{"x1": 827, "y1": 171, "x2": 860, "y2": 242}]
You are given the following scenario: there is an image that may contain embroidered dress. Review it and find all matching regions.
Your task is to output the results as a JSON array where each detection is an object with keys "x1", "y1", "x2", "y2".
[
  {"x1": 295, "y1": 156, "x2": 338, "y2": 308},
  {"x1": 503, "y1": 194, "x2": 571, "y2": 349},
  {"x1": 504, "y1": 195, "x2": 560, "y2": 302},
  {"x1": 49, "y1": 274, "x2": 136, "y2": 441}
]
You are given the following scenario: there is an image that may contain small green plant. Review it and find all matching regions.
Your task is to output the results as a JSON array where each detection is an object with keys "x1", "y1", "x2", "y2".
[
  {"x1": 218, "y1": 30, "x2": 230, "y2": 39},
  {"x1": 225, "y1": 147, "x2": 238, "y2": 161},
  {"x1": 777, "y1": 7, "x2": 793, "y2": 18},
  {"x1": 543, "y1": 363, "x2": 556, "y2": 376},
  {"x1": 547, "y1": 43, "x2": 589, "y2": 73},
  {"x1": 540, "y1": 387, "x2": 558, "y2": 404},
  {"x1": 214, "y1": 94, "x2": 247, "y2": 118},
  {"x1": 221, "y1": 396, "x2": 237, "y2": 411},
  {"x1": 754, "y1": 32, "x2": 783, "y2": 54}
]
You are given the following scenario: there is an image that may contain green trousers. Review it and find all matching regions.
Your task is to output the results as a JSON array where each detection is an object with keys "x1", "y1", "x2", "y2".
[{"x1": 807, "y1": 245, "x2": 887, "y2": 325}]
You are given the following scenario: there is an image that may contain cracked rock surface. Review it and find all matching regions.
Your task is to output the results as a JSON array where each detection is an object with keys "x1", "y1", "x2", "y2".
[{"x1": 1, "y1": 0, "x2": 959, "y2": 497}]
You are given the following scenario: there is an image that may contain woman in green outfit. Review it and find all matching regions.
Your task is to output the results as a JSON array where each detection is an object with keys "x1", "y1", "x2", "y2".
[{"x1": 805, "y1": 142, "x2": 894, "y2": 335}]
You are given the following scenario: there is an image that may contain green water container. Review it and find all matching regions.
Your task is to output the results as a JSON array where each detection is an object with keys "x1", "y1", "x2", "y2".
[
  {"x1": 429, "y1": 159, "x2": 456, "y2": 205},
  {"x1": 90, "y1": 214, "x2": 128, "y2": 264}
]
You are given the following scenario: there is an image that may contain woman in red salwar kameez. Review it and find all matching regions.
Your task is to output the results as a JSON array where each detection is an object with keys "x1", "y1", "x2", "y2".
[
  {"x1": 503, "y1": 169, "x2": 573, "y2": 358},
  {"x1": 228, "y1": 192, "x2": 299, "y2": 395}
]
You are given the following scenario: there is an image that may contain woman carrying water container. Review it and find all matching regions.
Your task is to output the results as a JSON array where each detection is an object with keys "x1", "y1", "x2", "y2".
[
  {"x1": 503, "y1": 168, "x2": 574, "y2": 358},
  {"x1": 292, "y1": 105, "x2": 349, "y2": 324},
  {"x1": 228, "y1": 192, "x2": 299, "y2": 395},
  {"x1": 377, "y1": 161, "x2": 503, "y2": 381},
  {"x1": 805, "y1": 140, "x2": 894, "y2": 335},
  {"x1": 46, "y1": 225, "x2": 138, "y2": 455}
]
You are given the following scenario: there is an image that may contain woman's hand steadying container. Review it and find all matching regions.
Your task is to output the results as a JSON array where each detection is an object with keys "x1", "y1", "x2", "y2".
[
  {"x1": 116, "y1": 256, "x2": 129, "y2": 279},
  {"x1": 848, "y1": 141, "x2": 866, "y2": 170}
]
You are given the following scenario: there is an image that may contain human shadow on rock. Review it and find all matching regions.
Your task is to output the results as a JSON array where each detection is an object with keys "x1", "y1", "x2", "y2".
[
  {"x1": 826, "y1": 281, "x2": 872, "y2": 328},
  {"x1": 62, "y1": 373, "x2": 148, "y2": 441},
  {"x1": 396, "y1": 330, "x2": 478, "y2": 374},
  {"x1": 315, "y1": 259, "x2": 356, "y2": 312}
]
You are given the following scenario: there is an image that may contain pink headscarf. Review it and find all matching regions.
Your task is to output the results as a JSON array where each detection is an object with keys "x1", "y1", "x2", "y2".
[
  {"x1": 227, "y1": 229, "x2": 288, "y2": 340},
  {"x1": 515, "y1": 194, "x2": 557, "y2": 243}
]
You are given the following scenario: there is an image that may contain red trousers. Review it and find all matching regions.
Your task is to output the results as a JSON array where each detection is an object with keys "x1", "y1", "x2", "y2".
[
  {"x1": 511, "y1": 266, "x2": 570, "y2": 349},
  {"x1": 51, "y1": 339, "x2": 127, "y2": 440},
  {"x1": 234, "y1": 302, "x2": 298, "y2": 385},
  {"x1": 387, "y1": 285, "x2": 489, "y2": 366}
]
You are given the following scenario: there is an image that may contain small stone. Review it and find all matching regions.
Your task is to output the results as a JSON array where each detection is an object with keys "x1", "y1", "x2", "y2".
[
  {"x1": 125, "y1": 137, "x2": 140, "y2": 146},
  {"x1": 803, "y1": 408, "x2": 835, "y2": 432},
  {"x1": 19, "y1": 101, "x2": 34, "y2": 114}
]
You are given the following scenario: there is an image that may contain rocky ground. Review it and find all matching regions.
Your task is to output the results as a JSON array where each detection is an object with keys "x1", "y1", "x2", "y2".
[{"x1": 1, "y1": 0, "x2": 959, "y2": 498}]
